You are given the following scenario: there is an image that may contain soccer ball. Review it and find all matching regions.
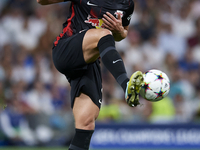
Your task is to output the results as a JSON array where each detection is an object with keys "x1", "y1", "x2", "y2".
[{"x1": 140, "y1": 69, "x2": 170, "y2": 102}]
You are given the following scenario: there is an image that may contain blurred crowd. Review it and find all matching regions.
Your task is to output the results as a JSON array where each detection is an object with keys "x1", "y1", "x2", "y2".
[{"x1": 0, "y1": 0, "x2": 200, "y2": 146}]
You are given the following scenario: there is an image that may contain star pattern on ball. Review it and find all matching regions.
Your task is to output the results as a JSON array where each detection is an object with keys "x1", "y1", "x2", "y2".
[
  {"x1": 155, "y1": 73, "x2": 164, "y2": 83},
  {"x1": 144, "y1": 82, "x2": 151, "y2": 92},
  {"x1": 157, "y1": 74, "x2": 163, "y2": 79},
  {"x1": 156, "y1": 90, "x2": 163, "y2": 99}
]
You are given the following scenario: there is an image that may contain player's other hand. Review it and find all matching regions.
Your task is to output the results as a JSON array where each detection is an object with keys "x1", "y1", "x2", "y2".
[{"x1": 102, "y1": 12, "x2": 124, "y2": 34}]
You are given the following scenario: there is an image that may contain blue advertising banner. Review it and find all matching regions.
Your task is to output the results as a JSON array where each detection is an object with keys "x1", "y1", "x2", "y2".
[{"x1": 91, "y1": 124, "x2": 200, "y2": 149}]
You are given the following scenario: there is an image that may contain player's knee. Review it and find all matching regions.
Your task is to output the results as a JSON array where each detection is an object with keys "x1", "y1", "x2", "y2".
[
  {"x1": 76, "y1": 114, "x2": 96, "y2": 130},
  {"x1": 81, "y1": 116, "x2": 95, "y2": 130},
  {"x1": 98, "y1": 29, "x2": 112, "y2": 38}
]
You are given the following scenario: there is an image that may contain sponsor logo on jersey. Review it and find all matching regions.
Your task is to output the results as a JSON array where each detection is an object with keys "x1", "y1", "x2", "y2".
[
  {"x1": 87, "y1": 1, "x2": 98, "y2": 6},
  {"x1": 114, "y1": 10, "x2": 124, "y2": 18},
  {"x1": 113, "y1": 59, "x2": 122, "y2": 64},
  {"x1": 85, "y1": 15, "x2": 105, "y2": 29},
  {"x1": 127, "y1": 14, "x2": 132, "y2": 21}
]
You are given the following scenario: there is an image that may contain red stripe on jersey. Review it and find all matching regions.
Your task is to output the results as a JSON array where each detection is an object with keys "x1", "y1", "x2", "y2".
[
  {"x1": 54, "y1": 3, "x2": 75, "y2": 46},
  {"x1": 90, "y1": 9, "x2": 98, "y2": 18}
]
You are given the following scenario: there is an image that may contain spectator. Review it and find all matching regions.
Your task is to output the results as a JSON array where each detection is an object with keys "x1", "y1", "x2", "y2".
[
  {"x1": 158, "y1": 23, "x2": 187, "y2": 60},
  {"x1": 0, "y1": 100, "x2": 36, "y2": 146},
  {"x1": 142, "y1": 33, "x2": 165, "y2": 70}
]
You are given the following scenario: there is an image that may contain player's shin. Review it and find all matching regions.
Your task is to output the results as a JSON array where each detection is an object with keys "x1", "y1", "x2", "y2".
[
  {"x1": 97, "y1": 34, "x2": 129, "y2": 92},
  {"x1": 69, "y1": 129, "x2": 94, "y2": 150}
]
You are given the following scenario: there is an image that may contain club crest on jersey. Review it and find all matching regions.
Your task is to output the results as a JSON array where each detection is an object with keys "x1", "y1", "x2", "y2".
[
  {"x1": 114, "y1": 10, "x2": 123, "y2": 18},
  {"x1": 84, "y1": 15, "x2": 105, "y2": 29}
]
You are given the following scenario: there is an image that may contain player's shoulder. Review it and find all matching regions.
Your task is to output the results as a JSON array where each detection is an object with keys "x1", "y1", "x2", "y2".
[
  {"x1": 122, "y1": 0, "x2": 134, "y2": 6},
  {"x1": 119, "y1": 0, "x2": 134, "y2": 10},
  {"x1": 127, "y1": 0, "x2": 134, "y2": 8}
]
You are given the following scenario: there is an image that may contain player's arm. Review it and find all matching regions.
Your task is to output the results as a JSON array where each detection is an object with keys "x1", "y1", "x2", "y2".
[
  {"x1": 102, "y1": 12, "x2": 128, "y2": 41},
  {"x1": 37, "y1": 0, "x2": 64, "y2": 5},
  {"x1": 113, "y1": 26, "x2": 128, "y2": 42}
]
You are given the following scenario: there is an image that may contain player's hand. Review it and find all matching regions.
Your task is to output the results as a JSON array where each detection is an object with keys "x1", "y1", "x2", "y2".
[{"x1": 102, "y1": 12, "x2": 124, "y2": 34}]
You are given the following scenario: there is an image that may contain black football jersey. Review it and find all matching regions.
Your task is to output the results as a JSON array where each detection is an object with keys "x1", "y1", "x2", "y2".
[{"x1": 54, "y1": 0, "x2": 134, "y2": 46}]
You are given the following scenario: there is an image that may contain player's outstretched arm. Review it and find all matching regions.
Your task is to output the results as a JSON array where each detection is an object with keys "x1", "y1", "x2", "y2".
[
  {"x1": 37, "y1": 0, "x2": 64, "y2": 5},
  {"x1": 102, "y1": 12, "x2": 128, "y2": 41}
]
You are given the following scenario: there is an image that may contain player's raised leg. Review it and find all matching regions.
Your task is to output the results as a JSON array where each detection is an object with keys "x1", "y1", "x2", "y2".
[
  {"x1": 69, "y1": 93, "x2": 99, "y2": 150},
  {"x1": 82, "y1": 28, "x2": 144, "y2": 106},
  {"x1": 83, "y1": 28, "x2": 129, "y2": 93}
]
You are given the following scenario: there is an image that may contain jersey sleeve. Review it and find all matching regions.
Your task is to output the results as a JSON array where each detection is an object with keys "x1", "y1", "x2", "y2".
[{"x1": 122, "y1": 1, "x2": 134, "y2": 26}]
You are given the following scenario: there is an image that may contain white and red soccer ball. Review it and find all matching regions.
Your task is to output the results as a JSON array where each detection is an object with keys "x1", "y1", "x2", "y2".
[{"x1": 140, "y1": 69, "x2": 170, "y2": 102}]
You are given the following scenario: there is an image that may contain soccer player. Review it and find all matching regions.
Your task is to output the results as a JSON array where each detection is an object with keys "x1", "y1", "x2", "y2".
[{"x1": 37, "y1": 0, "x2": 144, "y2": 149}]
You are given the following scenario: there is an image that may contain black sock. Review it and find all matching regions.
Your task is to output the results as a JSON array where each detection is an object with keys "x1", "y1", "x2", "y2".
[
  {"x1": 97, "y1": 35, "x2": 129, "y2": 92},
  {"x1": 69, "y1": 129, "x2": 94, "y2": 150}
]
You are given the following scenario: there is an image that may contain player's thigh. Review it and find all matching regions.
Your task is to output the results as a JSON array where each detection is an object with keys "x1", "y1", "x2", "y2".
[
  {"x1": 73, "y1": 93, "x2": 100, "y2": 130},
  {"x1": 82, "y1": 28, "x2": 112, "y2": 63}
]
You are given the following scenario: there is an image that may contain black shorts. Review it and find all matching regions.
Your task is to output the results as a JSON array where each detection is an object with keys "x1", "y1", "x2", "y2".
[{"x1": 52, "y1": 30, "x2": 102, "y2": 109}]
